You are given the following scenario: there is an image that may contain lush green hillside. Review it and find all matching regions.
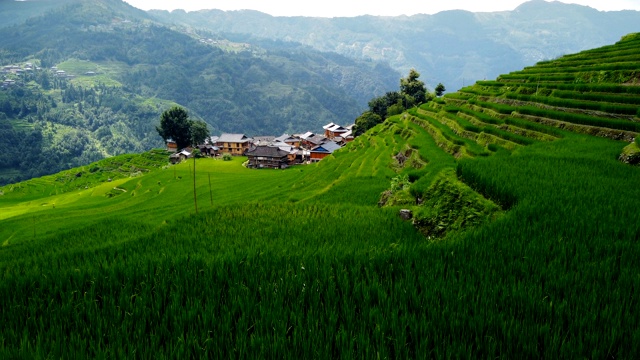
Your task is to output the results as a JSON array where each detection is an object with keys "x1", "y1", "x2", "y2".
[
  {"x1": 430, "y1": 32, "x2": 640, "y2": 162},
  {"x1": 1, "y1": 35, "x2": 640, "y2": 358},
  {"x1": 0, "y1": 0, "x2": 398, "y2": 185}
]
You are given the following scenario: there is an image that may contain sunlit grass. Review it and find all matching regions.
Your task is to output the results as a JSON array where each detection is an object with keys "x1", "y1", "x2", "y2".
[{"x1": 1, "y1": 34, "x2": 640, "y2": 358}]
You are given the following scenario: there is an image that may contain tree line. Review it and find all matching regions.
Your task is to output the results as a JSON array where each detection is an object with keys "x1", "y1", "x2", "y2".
[{"x1": 353, "y1": 69, "x2": 445, "y2": 136}]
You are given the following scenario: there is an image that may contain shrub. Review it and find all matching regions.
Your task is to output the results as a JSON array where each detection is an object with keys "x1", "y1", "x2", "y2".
[
  {"x1": 222, "y1": 153, "x2": 232, "y2": 161},
  {"x1": 390, "y1": 174, "x2": 410, "y2": 193}
]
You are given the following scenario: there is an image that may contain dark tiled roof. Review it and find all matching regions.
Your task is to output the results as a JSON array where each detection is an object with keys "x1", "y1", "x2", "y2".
[
  {"x1": 245, "y1": 145, "x2": 290, "y2": 157},
  {"x1": 305, "y1": 134, "x2": 327, "y2": 145}
]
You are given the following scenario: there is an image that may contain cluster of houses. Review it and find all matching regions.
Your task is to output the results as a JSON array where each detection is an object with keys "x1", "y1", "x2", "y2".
[
  {"x1": 2, "y1": 63, "x2": 38, "y2": 75},
  {"x1": 2, "y1": 63, "x2": 39, "y2": 89},
  {"x1": 1, "y1": 62, "x2": 99, "y2": 89},
  {"x1": 168, "y1": 122, "x2": 355, "y2": 169}
]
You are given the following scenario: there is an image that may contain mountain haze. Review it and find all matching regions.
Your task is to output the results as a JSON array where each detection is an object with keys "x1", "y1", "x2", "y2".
[{"x1": 149, "y1": 0, "x2": 640, "y2": 91}]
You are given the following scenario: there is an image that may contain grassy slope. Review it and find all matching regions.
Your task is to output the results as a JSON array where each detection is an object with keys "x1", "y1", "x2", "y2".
[{"x1": 1, "y1": 37, "x2": 640, "y2": 358}]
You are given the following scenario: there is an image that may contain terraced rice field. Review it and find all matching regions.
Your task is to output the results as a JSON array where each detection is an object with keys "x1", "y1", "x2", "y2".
[
  {"x1": 424, "y1": 33, "x2": 640, "y2": 160},
  {"x1": 1, "y1": 34, "x2": 639, "y2": 358}
]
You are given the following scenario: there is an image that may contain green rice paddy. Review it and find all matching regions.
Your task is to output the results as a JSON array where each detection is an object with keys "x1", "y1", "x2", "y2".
[{"x1": 1, "y1": 34, "x2": 639, "y2": 358}]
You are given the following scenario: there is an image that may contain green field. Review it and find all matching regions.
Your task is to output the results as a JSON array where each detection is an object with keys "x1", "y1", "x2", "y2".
[
  {"x1": 1, "y1": 36, "x2": 640, "y2": 358},
  {"x1": 57, "y1": 58, "x2": 123, "y2": 87}
]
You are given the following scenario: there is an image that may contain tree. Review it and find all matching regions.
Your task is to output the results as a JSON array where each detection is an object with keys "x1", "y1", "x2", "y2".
[
  {"x1": 435, "y1": 83, "x2": 446, "y2": 97},
  {"x1": 353, "y1": 111, "x2": 383, "y2": 136},
  {"x1": 386, "y1": 100, "x2": 404, "y2": 117},
  {"x1": 368, "y1": 91, "x2": 403, "y2": 119},
  {"x1": 190, "y1": 120, "x2": 210, "y2": 147},
  {"x1": 400, "y1": 69, "x2": 427, "y2": 106},
  {"x1": 156, "y1": 106, "x2": 192, "y2": 150}
]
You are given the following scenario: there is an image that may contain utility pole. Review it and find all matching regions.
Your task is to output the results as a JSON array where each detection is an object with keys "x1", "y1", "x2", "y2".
[
  {"x1": 208, "y1": 173, "x2": 213, "y2": 207},
  {"x1": 193, "y1": 153, "x2": 198, "y2": 214}
]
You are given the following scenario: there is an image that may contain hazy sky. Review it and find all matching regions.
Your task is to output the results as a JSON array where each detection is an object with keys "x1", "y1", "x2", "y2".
[{"x1": 123, "y1": 0, "x2": 640, "y2": 17}]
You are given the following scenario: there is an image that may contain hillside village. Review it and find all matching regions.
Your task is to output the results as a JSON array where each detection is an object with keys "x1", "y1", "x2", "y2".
[
  {"x1": 167, "y1": 122, "x2": 355, "y2": 169},
  {"x1": 2, "y1": 61, "x2": 101, "y2": 91}
]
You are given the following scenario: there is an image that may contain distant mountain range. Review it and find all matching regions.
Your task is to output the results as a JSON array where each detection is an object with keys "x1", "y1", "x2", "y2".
[{"x1": 149, "y1": 0, "x2": 640, "y2": 91}]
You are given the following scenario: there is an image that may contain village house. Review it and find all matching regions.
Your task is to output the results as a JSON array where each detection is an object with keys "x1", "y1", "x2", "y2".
[
  {"x1": 197, "y1": 144, "x2": 219, "y2": 157},
  {"x1": 244, "y1": 135, "x2": 308, "y2": 165},
  {"x1": 275, "y1": 134, "x2": 302, "y2": 147},
  {"x1": 271, "y1": 141, "x2": 305, "y2": 164},
  {"x1": 245, "y1": 145, "x2": 290, "y2": 169},
  {"x1": 299, "y1": 132, "x2": 328, "y2": 150},
  {"x1": 166, "y1": 140, "x2": 178, "y2": 153},
  {"x1": 216, "y1": 133, "x2": 252, "y2": 156},
  {"x1": 169, "y1": 149, "x2": 192, "y2": 164},
  {"x1": 323, "y1": 122, "x2": 350, "y2": 140},
  {"x1": 252, "y1": 136, "x2": 276, "y2": 146},
  {"x1": 335, "y1": 129, "x2": 354, "y2": 145},
  {"x1": 310, "y1": 141, "x2": 342, "y2": 162},
  {"x1": 1, "y1": 79, "x2": 16, "y2": 88},
  {"x1": 206, "y1": 135, "x2": 220, "y2": 145}
]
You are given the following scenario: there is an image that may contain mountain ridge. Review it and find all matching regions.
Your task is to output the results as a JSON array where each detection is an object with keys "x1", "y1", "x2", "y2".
[{"x1": 148, "y1": 0, "x2": 640, "y2": 90}]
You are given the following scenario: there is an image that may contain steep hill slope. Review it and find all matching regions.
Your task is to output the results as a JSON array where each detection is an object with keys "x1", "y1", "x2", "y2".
[
  {"x1": 1, "y1": 33, "x2": 639, "y2": 359},
  {"x1": 149, "y1": 0, "x2": 640, "y2": 90},
  {"x1": 418, "y1": 33, "x2": 640, "y2": 161}
]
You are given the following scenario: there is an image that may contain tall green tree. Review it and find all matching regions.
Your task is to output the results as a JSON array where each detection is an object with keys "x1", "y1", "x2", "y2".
[
  {"x1": 400, "y1": 69, "x2": 427, "y2": 106},
  {"x1": 190, "y1": 120, "x2": 210, "y2": 147},
  {"x1": 368, "y1": 91, "x2": 403, "y2": 119},
  {"x1": 435, "y1": 83, "x2": 446, "y2": 97},
  {"x1": 353, "y1": 111, "x2": 383, "y2": 136},
  {"x1": 156, "y1": 106, "x2": 192, "y2": 150}
]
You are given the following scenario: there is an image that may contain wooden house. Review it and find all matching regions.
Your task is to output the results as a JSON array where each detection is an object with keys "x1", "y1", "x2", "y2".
[
  {"x1": 275, "y1": 134, "x2": 301, "y2": 147},
  {"x1": 245, "y1": 145, "x2": 290, "y2": 169},
  {"x1": 216, "y1": 133, "x2": 252, "y2": 156},
  {"x1": 252, "y1": 136, "x2": 276, "y2": 146},
  {"x1": 169, "y1": 149, "x2": 192, "y2": 164},
  {"x1": 197, "y1": 144, "x2": 218, "y2": 157},
  {"x1": 301, "y1": 133, "x2": 327, "y2": 150},
  {"x1": 341, "y1": 129, "x2": 354, "y2": 143},
  {"x1": 323, "y1": 122, "x2": 349, "y2": 140},
  {"x1": 309, "y1": 141, "x2": 342, "y2": 162},
  {"x1": 166, "y1": 140, "x2": 178, "y2": 153}
]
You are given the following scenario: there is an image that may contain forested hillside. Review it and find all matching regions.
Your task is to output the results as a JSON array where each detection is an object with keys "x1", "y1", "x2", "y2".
[
  {"x1": 0, "y1": 0, "x2": 397, "y2": 185},
  {"x1": 150, "y1": 0, "x2": 640, "y2": 90},
  {"x1": 0, "y1": 0, "x2": 76, "y2": 28}
]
